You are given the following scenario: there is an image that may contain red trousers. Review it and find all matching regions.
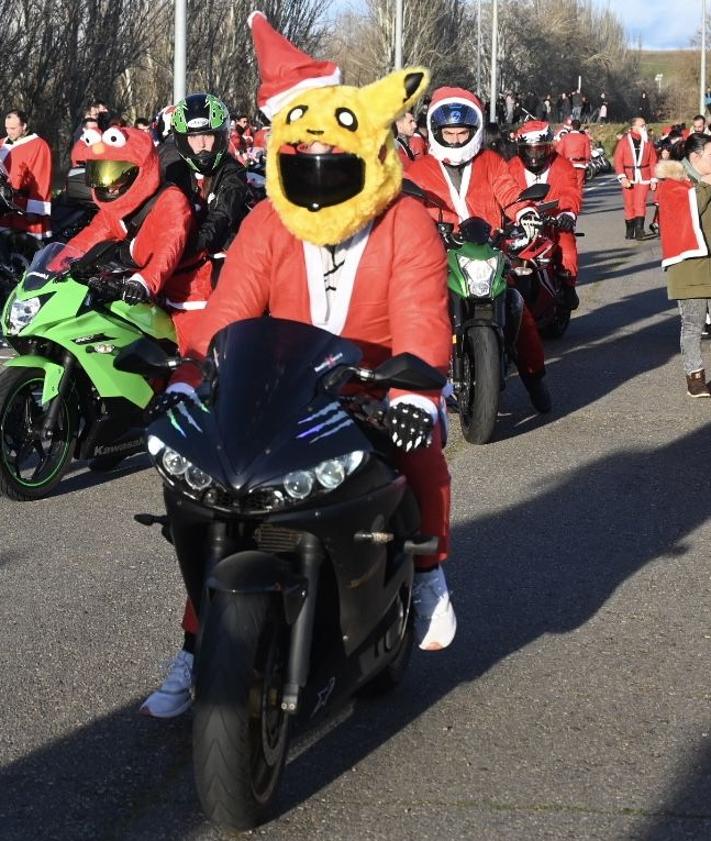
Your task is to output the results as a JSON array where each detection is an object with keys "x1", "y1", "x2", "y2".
[
  {"x1": 574, "y1": 167, "x2": 586, "y2": 193},
  {"x1": 622, "y1": 183, "x2": 650, "y2": 219},
  {"x1": 182, "y1": 425, "x2": 452, "y2": 635},
  {"x1": 515, "y1": 302, "x2": 546, "y2": 377}
]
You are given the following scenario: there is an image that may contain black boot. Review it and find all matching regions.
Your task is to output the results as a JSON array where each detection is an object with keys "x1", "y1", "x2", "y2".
[
  {"x1": 634, "y1": 216, "x2": 647, "y2": 241},
  {"x1": 625, "y1": 219, "x2": 634, "y2": 239},
  {"x1": 559, "y1": 283, "x2": 579, "y2": 311},
  {"x1": 519, "y1": 371, "x2": 552, "y2": 414}
]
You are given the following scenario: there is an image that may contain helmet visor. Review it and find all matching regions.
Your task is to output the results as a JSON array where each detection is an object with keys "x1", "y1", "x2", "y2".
[
  {"x1": 85, "y1": 159, "x2": 138, "y2": 189},
  {"x1": 430, "y1": 102, "x2": 480, "y2": 132},
  {"x1": 518, "y1": 141, "x2": 554, "y2": 173},
  {"x1": 278, "y1": 152, "x2": 365, "y2": 211}
]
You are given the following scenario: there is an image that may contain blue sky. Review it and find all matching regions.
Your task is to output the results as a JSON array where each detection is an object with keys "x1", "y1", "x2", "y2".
[{"x1": 593, "y1": 0, "x2": 699, "y2": 49}]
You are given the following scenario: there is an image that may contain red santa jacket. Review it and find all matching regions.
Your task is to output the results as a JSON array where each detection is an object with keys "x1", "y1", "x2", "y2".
[
  {"x1": 407, "y1": 149, "x2": 529, "y2": 231},
  {"x1": 175, "y1": 194, "x2": 451, "y2": 402},
  {"x1": 67, "y1": 127, "x2": 196, "y2": 306},
  {"x1": 614, "y1": 132, "x2": 658, "y2": 184},
  {"x1": 655, "y1": 160, "x2": 708, "y2": 268},
  {"x1": 556, "y1": 131, "x2": 592, "y2": 169},
  {"x1": 507, "y1": 154, "x2": 581, "y2": 216},
  {"x1": 0, "y1": 133, "x2": 53, "y2": 239}
]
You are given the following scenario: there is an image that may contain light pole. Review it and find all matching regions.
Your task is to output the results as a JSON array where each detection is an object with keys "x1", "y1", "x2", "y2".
[
  {"x1": 489, "y1": 0, "x2": 498, "y2": 122},
  {"x1": 173, "y1": 0, "x2": 187, "y2": 105},
  {"x1": 477, "y1": 0, "x2": 482, "y2": 95},
  {"x1": 394, "y1": 0, "x2": 404, "y2": 70},
  {"x1": 701, "y1": 0, "x2": 707, "y2": 115}
]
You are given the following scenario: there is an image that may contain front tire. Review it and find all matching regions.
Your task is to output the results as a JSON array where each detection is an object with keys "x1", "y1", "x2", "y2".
[
  {"x1": 193, "y1": 592, "x2": 290, "y2": 831},
  {"x1": 0, "y1": 367, "x2": 77, "y2": 500},
  {"x1": 458, "y1": 327, "x2": 500, "y2": 445}
]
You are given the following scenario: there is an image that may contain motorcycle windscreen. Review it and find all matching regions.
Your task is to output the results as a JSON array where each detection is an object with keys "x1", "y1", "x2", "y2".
[
  {"x1": 23, "y1": 242, "x2": 83, "y2": 291},
  {"x1": 209, "y1": 317, "x2": 364, "y2": 484}
]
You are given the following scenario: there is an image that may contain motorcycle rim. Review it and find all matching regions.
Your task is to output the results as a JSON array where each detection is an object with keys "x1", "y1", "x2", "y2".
[{"x1": 0, "y1": 370, "x2": 76, "y2": 498}]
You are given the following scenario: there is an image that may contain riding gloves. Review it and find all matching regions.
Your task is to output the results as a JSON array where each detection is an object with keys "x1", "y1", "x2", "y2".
[
  {"x1": 386, "y1": 402, "x2": 434, "y2": 452},
  {"x1": 123, "y1": 279, "x2": 151, "y2": 305}
]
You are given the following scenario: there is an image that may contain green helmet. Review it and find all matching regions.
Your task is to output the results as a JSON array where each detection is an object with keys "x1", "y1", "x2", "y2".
[{"x1": 172, "y1": 93, "x2": 230, "y2": 175}]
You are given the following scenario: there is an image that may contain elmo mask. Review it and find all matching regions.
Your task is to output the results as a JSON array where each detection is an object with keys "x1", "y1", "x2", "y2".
[{"x1": 71, "y1": 127, "x2": 160, "y2": 225}]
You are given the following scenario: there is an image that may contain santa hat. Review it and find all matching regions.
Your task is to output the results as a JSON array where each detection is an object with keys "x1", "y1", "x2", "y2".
[
  {"x1": 515, "y1": 121, "x2": 552, "y2": 143},
  {"x1": 426, "y1": 87, "x2": 484, "y2": 166},
  {"x1": 248, "y1": 11, "x2": 342, "y2": 120}
]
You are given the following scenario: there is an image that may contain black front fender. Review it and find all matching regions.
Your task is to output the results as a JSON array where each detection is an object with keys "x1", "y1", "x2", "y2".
[{"x1": 206, "y1": 550, "x2": 308, "y2": 625}]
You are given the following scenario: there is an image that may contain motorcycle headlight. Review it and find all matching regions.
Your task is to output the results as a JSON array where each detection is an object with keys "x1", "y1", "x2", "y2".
[
  {"x1": 7, "y1": 296, "x2": 41, "y2": 334},
  {"x1": 459, "y1": 256, "x2": 499, "y2": 298},
  {"x1": 150, "y1": 439, "x2": 218, "y2": 499},
  {"x1": 248, "y1": 450, "x2": 366, "y2": 512}
]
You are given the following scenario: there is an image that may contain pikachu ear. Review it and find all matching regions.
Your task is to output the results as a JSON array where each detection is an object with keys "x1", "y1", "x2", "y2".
[{"x1": 361, "y1": 67, "x2": 430, "y2": 128}]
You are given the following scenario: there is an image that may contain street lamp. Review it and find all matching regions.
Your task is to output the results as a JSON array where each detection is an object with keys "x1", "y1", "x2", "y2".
[
  {"x1": 702, "y1": 0, "x2": 707, "y2": 116},
  {"x1": 394, "y1": 0, "x2": 403, "y2": 70},
  {"x1": 489, "y1": 0, "x2": 498, "y2": 122},
  {"x1": 174, "y1": 0, "x2": 187, "y2": 104}
]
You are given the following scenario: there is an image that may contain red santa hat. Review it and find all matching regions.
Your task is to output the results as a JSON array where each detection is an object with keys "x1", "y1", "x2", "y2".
[
  {"x1": 514, "y1": 121, "x2": 552, "y2": 143},
  {"x1": 248, "y1": 11, "x2": 342, "y2": 120}
]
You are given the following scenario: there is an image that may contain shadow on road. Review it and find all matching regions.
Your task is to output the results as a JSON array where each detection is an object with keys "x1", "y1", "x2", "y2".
[{"x1": 3, "y1": 422, "x2": 711, "y2": 839}]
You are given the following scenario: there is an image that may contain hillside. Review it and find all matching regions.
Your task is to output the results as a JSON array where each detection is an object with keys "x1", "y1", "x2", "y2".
[{"x1": 637, "y1": 49, "x2": 698, "y2": 85}]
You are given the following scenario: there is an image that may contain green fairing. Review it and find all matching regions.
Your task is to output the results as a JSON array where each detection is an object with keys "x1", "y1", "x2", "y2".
[
  {"x1": 447, "y1": 241, "x2": 506, "y2": 300},
  {"x1": 3, "y1": 273, "x2": 176, "y2": 409},
  {"x1": 4, "y1": 355, "x2": 64, "y2": 404}
]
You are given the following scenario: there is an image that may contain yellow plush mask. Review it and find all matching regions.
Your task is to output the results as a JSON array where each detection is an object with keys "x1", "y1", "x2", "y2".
[{"x1": 266, "y1": 68, "x2": 430, "y2": 246}]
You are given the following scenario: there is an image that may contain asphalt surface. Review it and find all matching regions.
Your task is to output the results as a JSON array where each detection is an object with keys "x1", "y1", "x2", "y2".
[{"x1": 2, "y1": 175, "x2": 711, "y2": 841}]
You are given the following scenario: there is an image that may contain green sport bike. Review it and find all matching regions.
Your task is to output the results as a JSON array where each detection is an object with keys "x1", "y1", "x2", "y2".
[{"x1": 0, "y1": 241, "x2": 176, "y2": 500}]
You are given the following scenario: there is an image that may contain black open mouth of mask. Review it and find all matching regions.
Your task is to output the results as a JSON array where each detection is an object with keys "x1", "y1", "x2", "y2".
[{"x1": 278, "y1": 152, "x2": 365, "y2": 212}]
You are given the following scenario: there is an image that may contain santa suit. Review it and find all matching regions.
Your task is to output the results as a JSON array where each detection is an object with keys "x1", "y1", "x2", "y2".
[
  {"x1": 68, "y1": 129, "x2": 197, "y2": 349},
  {"x1": 613, "y1": 131, "x2": 658, "y2": 219},
  {"x1": 556, "y1": 130, "x2": 592, "y2": 192},
  {"x1": 0, "y1": 133, "x2": 53, "y2": 239},
  {"x1": 175, "y1": 194, "x2": 452, "y2": 575},
  {"x1": 408, "y1": 150, "x2": 545, "y2": 377},
  {"x1": 507, "y1": 153, "x2": 581, "y2": 278}
]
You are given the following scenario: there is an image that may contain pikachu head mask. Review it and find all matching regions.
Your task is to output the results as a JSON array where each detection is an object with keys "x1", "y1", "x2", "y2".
[{"x1": 249, "y1": 11, "x2": 429, "y2": 246}]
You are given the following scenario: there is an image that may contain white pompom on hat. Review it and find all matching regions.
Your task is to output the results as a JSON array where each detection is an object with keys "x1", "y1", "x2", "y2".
[{"x1": 248, "y1": 11, "x2": 342, "y2": 120}]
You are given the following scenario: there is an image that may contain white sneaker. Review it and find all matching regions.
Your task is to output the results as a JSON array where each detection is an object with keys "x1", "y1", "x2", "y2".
[
  {"x1": 139, "y1": 649, "x2": 194, "y2": 718},
  {"x1": 412, "y1": 567, "x2": 457, "y2": 651}
]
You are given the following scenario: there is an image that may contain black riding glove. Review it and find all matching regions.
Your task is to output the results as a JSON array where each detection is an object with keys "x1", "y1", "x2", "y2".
[
  {"x1": 385, "y1": 402, "x2": 434, "y2": 452},
  {"x1": 556, "y1": 214, "x2": 576, "y2": 233},
  {"x1": 0, "y1": 180, "x2": 14, "y2": 211},
  {"x1": 144, "y1": 390, "x2": 192, "y2": 424},
  {"x1": 122, "y1": 279, "x2": 150, "y2": 305}
]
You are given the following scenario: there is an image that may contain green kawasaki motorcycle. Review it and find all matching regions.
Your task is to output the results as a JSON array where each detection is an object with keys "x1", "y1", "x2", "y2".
[{"x1": 0, "y1": 241, "x2": 176, "y2": 500}]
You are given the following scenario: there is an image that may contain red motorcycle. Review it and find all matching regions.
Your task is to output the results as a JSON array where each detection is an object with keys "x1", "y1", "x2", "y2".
[{"x1": 499, "y1": 190, "x2": 583, "y2": 339}]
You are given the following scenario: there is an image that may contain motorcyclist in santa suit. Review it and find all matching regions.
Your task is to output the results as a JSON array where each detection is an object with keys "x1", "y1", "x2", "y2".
[
  {"x1": 507, "y1": 121, "x2": 582, "y2": 311},
  {"x1": 407, "y1": 88, "x2": 551, "y2": 413},
  {"x1": 139, "y1": 11, "x2": 456, "y2": 719}
]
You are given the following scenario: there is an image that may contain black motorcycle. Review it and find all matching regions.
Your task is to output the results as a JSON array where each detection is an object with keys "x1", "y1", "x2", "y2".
[{"x1": 116, "y1": 317, "x2": 445, "y2": 830}]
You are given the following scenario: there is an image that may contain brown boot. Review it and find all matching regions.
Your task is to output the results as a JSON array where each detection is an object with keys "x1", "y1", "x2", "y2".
[{"x1": 686, "y1": 369, "x2": 711, "y2": 398}]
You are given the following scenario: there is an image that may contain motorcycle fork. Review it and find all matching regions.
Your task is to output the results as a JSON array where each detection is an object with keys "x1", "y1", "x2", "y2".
[
  {"x1": 282, "y1": 533, "x2": 324, "y2": 713},
  {"x1": 449, "y1": 294, "x2": 465, "y2": 383},
  {"x1": 41, "y1": 350, "x2": 75, "y2": 440}
]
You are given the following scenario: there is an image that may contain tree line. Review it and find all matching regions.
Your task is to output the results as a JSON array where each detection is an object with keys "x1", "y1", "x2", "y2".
[{"x1": 2, "y1": 0, "x2": 670, "y2": 170}]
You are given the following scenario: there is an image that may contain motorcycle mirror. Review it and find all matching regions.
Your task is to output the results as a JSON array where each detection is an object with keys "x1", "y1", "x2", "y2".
[
  {"x1": 517, "y1": 183, "x2": 550, "y2": 202},
  {"x1": 114, "y1": 338, "x2": 179, "y2": 376},
  {"x1": 370, "y1": 353, "x2": 446, "y2": 391},
  {"x1": 459, "y1": 216, "x2": 491, "y2": 245},
  {"x1": 538, "y1": 199, "x2": 559, "y2": 214}
]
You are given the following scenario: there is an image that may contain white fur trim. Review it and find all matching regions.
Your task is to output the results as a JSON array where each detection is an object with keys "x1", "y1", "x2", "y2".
[
  {"x1": 260, "y1": 71, "x2": 342, "y2": 121},
  {"x1": 303, "y1": 221, "x2": 373, "y2": 336},
  {"x1": 427, "y1": 96, "x2": 483, "y2": 165},
  {"x1": 247, "y1": 10, "x2": 265, "y2": 27},
  {"x1": 128, "y1": 273, "x2": 150, "y2": 292},
  {"x1": 389, "y1": 393, "x2": 438, "y2": 422},
  {"x1": 661, "y1": 185, "x2": 708, "y2": 267},
  {"x1": 523, "y1": 167, "x2": 549, "y2": 187},
  {"x1": 165, "y1": 299, "x2": 208, "y2": 310},
  {"x1": 2, "y1": 132, "x2": 39, "y2": 150},
  {"x1": 438, "y1": 161, "x2": 472, "y2": 223},
  {"x1": 26, "y1": 199, "x2": 51, "y2": 216}
]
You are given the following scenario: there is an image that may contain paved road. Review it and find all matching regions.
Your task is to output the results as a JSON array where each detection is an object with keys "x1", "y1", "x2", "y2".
[{"x1": 2, "y1": 175, "x2": 711, "y2": 841}]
